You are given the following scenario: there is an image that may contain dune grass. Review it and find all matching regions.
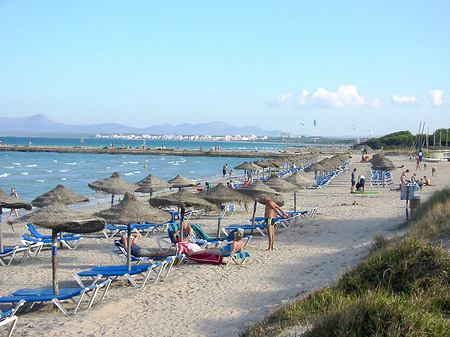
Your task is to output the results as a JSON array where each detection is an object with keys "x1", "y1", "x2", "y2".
[{"x1": 242, "y1": 187, "x2": 450, "y2": 337}]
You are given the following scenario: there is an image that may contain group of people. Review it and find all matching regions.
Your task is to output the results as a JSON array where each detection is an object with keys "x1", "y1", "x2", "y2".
[
  {"x1": 400, "y1": 169, "x2": 432, "y2": 190},
  {"x1": 222, "y1": 164, "x2": 233, "y2": 178},
  {"x1": 120, "y1": 220, "x2": 244, "y2": 259},
  {"x1": 350, "y1": 168, "x2": 365, "y2": 193},
  {"x1": 120, "y1": 193, "x2": 291, "y2": 259}
]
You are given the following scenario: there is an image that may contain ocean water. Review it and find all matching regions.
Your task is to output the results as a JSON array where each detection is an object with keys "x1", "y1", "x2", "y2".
[{"x1": 0, "y1": 137, "x2": 292, "y2": 206}]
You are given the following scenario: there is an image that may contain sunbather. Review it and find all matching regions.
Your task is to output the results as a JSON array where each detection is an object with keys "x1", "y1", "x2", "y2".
[
  {"x1": 173, "y1": 221, "x2": 206, "y2": 245},
  {"x1": 121, "y1": 233, "x2": 178, "y2": 258},
  {"x1": 182, "y1": 231, "x2": 244, "y2": 256}
]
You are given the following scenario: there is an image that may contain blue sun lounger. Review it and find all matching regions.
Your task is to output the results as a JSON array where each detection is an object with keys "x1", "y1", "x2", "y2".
[
  {"x1": 22, "y1": 224, "x2": 83, "y2": 250},
  {"x1": 74, "y1": 263, "x2": 166, "y2": 289},
  {"x1": 109, "y1": 240, "x2": 184, "y2": 280},
  {"x1": 0, "y1": 280, "x2": 111, "y2": 316},
  {"x1": 0, "y1": 300, "x2": 24, "y2": 337},
  {"x1": 0, "y1": 242, "x2": 43, "y2": 267}
]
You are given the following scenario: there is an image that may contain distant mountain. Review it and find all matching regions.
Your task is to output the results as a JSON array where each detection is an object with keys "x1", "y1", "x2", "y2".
[{"x1": 0, "y1": 114, "x2": 282, "y2": 137}]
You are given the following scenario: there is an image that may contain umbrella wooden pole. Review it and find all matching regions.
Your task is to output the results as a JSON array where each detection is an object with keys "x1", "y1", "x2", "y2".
[
  {"x1": 180, "y1": 208, "x2": 185, "y2": 240},
  {"x1": 251, "y1": 201, "x2": 257, "y2": 235},
  {"x1": 52, "y1": 229, "x2": 59, "y2": 295},
  {"x1": 127, "y1": 225, "x2": 132, "y2": 271},
  {"x1": 216, "y1": 215, "x2": 223, "y2": 239}
]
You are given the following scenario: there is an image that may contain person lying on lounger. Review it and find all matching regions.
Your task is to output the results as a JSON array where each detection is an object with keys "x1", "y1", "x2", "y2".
[
  {"x1": 173, "y1": 221, "x2": 206, "y2": 245},
  {"x1": 121, "y1": 232, "x2": 178, "y2": 258},
  {"x1": 181, "y1": 231, "x2": 244, "y2": 256}
]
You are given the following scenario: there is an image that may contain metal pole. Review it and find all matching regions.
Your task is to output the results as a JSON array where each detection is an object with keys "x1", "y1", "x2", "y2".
[
  {"x1": 52, "y1": 229, "x2": 59, "y2": 295},
  {"x1": 126, "y1": 225, "x2": 131, "y2": 271}
]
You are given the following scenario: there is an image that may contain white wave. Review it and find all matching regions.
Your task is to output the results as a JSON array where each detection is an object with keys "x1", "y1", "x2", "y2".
[
  {"x1": 36, "y1": 179, "x2": 45, "y2": 183},
  {"x1": 20, "y1": 172, "x2": 29, "y2": 175},
  {"x1": 189, "y1": 171, "x2": 194, "y2": 174},
  {"x1": 59, "y1": 169, "x2": 69, "y2": 172},
  {"x1": 61, "y1": 177, "x2": 67, "y2": 181},
  {"x1": 133, "y1": 171, "x2": 141, "y2": 174},
  {"x1": 4, "y1": 166, "x2": 14, "y2": 169},
  {"x1": 12, "y1": 162, "x2": 21, "y2": 166},
  {"x1": 53, "y1": 160, "x2": 58, "y2": 162},
  {"x1": 123, "y1": 162, "x2": 128, "y2": 164},
  {"x1": 0, "y1": 173, "x2": 11, "y2": 178},
  {"x1": 123, "y1": 172, "x2": 134, "y2": 176},
  {"x1": 66, "y1": 162, "x2": 77, "y2": 165},
  {"x1": 46, "y1": 170, "x2": 53, "y2": 173},
  {"x1": 106, "y1": 166, "x2": 111, "y2": 169},
  {"x1": 26, "y1": 164, "x2": 37, "y2": 167},
  {"x1": 119, "y1": 165, "x2": 124, "y2": 167},
  {"x1": 129, "y1": 161, "x2": 139, "y2": 164}
]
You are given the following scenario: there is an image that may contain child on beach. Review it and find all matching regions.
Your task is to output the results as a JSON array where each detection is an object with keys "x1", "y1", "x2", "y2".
[{"x1": 8, "y1": 187, "x2": 19, "y2": 220}]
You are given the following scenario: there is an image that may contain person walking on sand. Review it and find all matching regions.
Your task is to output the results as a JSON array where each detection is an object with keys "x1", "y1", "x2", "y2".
[
  {"x1": 415, "y1": 156, "x2": 421, "y2": 170},
  {"x1": 261, "y1": 194, "x2": 289, "y2": 251},
  {"x1": 8, "y1": 187, "x2": 19, "y2": 220},
  {"x1": 351, "y1": 168, "x2": 357, "y2": 193}
]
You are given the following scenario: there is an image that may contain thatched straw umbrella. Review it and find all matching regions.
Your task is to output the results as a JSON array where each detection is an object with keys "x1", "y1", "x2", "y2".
[
  {"x1": 234, "y1": 161, "x2": 261, "y2": 181},
  {"x1": 95, "y1": 192, "x2": 171, "y2": 270},
  {"x1": 149, "y1": 189, "x2": 218, "y2": 239},
  {"x1": 88, "y1": 172, "x2": 137, "y2": 205},
  {"x1": 31, "y1": 184, "x2": 89, "y2": 208},
  {"x1": 0, "y1": 188, "x2": 33, "y2": 253},
  {"x1": 254, "y1": 160, "x2": 270, "y2": 178},
  {"x1": 9, "y1": 202, "x2": 105, "y2": 294},
  {"x1": 198, "y1": 183, "x2": 252, "y2": 237},
  {"x1": 263, "y1": 175, "x2": 299, "y2": 211},
  {"x1": 285, "y1": 171, "x2": 316, "y2": 188},
  {"x1": 135, "y1": 174, "x2": 171, "y2": 197},
  {"x1": 167, "y1": 174, "x2": 199, "y2": 190},
  {"x1": 371, "y1": 154, "x2": 396, "y2": 187}
]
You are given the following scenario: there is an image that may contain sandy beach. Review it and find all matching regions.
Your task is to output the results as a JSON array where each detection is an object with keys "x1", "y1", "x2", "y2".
[{"x1": 1, "y1": 153, "x2": 449, "y2": 337}]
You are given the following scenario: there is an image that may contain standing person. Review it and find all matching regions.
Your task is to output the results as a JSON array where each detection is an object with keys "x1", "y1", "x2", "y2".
[
  {"x1": 260, "y1": 194, "x2": 289, "y2": 251},
  {"x1": 222, "y1": 164, "x2": 228, "y2": 178},
  {"x1": 358, "y1": 174, "x2": 366, "y2": 194},
  {"x1": 415, "y1": 156, "x2": 421, "y2": 170},
  {"x1": 8, "y1": 187, "x2": 19, "y2": 220},
  {"x1": 229, "y1": 169, "x2": 233, "y2": 178},
  {"x1": 400, "y1": 169, "x2": 409, "y2": 187},
  {"x1": 351, "y1": 168, "x2": 357, "y2": 193}
]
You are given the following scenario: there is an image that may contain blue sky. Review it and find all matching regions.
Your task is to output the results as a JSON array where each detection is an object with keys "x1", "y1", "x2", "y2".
[{"x1": 0, "y1": 1, "x2": 449, "y2": 137}]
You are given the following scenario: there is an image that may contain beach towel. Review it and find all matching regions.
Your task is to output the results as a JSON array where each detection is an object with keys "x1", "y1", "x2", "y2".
[{"x1": 179, "y1": 242, "x2": 223, "y2": 265}]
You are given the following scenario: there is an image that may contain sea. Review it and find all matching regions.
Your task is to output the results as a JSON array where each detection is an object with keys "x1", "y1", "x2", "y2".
[{"x1": 0, "y1": 136, "x2": 297, "y2": 207}]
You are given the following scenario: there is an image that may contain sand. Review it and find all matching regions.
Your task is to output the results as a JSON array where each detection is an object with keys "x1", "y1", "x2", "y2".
[{"x1": 1, "y1": 154, "x2": 448, "y2": 337}]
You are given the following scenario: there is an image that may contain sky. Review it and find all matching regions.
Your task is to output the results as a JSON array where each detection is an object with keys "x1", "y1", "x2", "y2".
[{"x1": 0, "y1": 1, "x2": 449, "y2": 137}]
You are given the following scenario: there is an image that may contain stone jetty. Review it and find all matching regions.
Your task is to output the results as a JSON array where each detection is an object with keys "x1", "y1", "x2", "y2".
[{"x1": 0, "y1": 145, "x2": 295, "y2": 158}]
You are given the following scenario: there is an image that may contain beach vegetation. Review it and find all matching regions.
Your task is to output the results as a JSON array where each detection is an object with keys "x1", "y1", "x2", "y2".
[
  {"x1": 358, "y1": 131, "x2": 414, "y2": 149},
  {"x1": 242, "y1": 187, "x2": 450, "y2": 337}
]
